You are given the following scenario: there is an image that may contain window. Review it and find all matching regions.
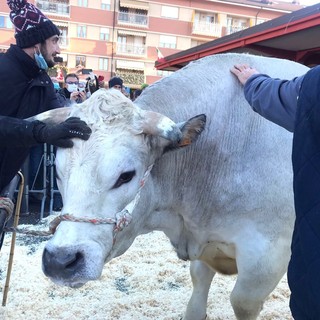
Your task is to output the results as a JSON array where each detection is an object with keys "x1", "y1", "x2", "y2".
[
  {"x1": 206, "y1": 15, "x2": 216, "y2": 24},
  {"x1": 100, "y1": 27, "x2": 109, "y2": 41},
  {"x1": 99, "y1": 58, "x2": 108, "y2": 70},
  {"x1": 77, "y1": 25, "x2": 87, "y2": 38},
  {"x1": 58, "y1": 27, "x2": 68, "y2": 47},
  {"x1": 6, "y1": 17, "x2": 12, "y2": 28},
  {"x1": 101, "y1": 0, "x2": 111, "y2": 10},
  {"x1": 226, "y1": 17, "x2": 248, "y2": 34},
  {"x1": 161, "y1": 6, "x2": 178, "y2": 19},
  {"x1": 256, "y1": 18, "x2": 267, "y2": 25},
  {"x1": 0, "y1": 15, "x2": 13, "y2": 29},
  {"x1": 159, "y1": 35, "x2": 176, "y2": 49},
  {"x1": 76, "y1": 55, "x2": 86, "y2": 68},
  {"x1": 157, "y1": 70, "x2": 173, "y2": 77},
  {"x1": 77, "y1": 0, "x2": 88, "y2": 7}
]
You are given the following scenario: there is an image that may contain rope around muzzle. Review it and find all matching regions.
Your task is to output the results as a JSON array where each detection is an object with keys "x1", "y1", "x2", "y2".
[
  {"x1": 4, "y1": 211, "x2": 131, "y2": 237},
  {"x1": 4, "y1": 164, "x2": 154, "y2": 241}
]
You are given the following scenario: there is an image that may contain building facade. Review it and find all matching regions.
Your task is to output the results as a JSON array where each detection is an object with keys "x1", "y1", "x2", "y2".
[{"x1": 0, "y1": 0, "x2": 302, "y2": 89}]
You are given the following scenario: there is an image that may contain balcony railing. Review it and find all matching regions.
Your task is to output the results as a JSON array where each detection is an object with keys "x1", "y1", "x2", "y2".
[
  {"x1": 116, "y1": 70, "x2": 145, "y2": 86},
  {"x1": 192, "y1": 21, "x2": 222, "y2": 37},
  {"x1": 59, "y1": 36, "x2": 69, "y2": 48},
  {"x1": 116, "y1": 43, "x2": 146, "y2": 56},
  {"x1": 36, "y1": 0, "x2": 69, "y2": 16},
  {"x1": 118, "y1": 12, "x2": 148, "y2": 27},
  {"x1": 226, "y1": 25, "x2": 248, "y2": 35}
]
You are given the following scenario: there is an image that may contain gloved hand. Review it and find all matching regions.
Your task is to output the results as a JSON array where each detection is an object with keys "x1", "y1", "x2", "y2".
[{"x1": 33, "y1": 117, "x2": 92, "y2": 148}]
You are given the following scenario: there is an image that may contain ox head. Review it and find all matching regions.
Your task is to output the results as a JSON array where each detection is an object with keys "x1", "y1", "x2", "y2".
[{"x1": 31, "y1": 89, "x2": 205, "y2": 288}]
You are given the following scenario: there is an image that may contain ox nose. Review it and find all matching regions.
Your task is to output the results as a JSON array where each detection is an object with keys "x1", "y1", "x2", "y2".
[{"x1": 42, "y1": 248, "x2": 84, "y2": 278}]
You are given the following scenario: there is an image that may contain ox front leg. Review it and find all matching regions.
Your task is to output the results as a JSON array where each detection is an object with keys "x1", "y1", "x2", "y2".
[
  {"x1": 230, "y1": 256, "x2": 287, "y2": 320},
  {"x1": 183, "y1": 260, "x2": 215, "y2": 320}
]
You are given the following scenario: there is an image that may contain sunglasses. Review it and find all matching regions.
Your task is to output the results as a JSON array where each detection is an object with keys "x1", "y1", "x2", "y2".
[{"x1": 66, "y1": 81, "x2": 79, "y2": 85}]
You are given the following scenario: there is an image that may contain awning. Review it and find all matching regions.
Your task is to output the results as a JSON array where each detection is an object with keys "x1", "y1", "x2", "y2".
[
  {"x1": 120, "y1": 0, "x2": 149, "y2": 10},
  {"x1": 54, "y1": 21, "x2": 69, "y2": 28},
  {"x1": 118, "y1": 30, "x2": 146, "y2": 37},
  {"x1": 116, "y1": 59, "x2": 145, "y2": 70}
]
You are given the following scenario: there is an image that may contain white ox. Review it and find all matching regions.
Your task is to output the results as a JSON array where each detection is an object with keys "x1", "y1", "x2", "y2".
[{"x1": 31, "y1": 53, "x2": 308, "y2": 320}]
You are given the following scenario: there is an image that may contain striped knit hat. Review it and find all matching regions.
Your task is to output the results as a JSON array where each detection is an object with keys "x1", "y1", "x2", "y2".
[{"x1": 7, "y1": 0, "x2": 60, "y2": 48}]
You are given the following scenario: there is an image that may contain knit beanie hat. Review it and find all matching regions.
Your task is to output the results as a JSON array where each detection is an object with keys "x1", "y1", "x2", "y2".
[
  {"x1": 108, "y1": 76, "x2": 123, "y2": 89},
  {"x1": 7, "y1": 0, "x2": 60, "y2": 48}
]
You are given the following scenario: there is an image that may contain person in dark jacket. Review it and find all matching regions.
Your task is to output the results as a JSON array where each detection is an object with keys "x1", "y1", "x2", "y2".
[
  {"x1": 230, "y1": 64, "x2": 320, "y2": 319},
  {"x1": 0, "y1": 0, "x2": 91, "y2": 193}
]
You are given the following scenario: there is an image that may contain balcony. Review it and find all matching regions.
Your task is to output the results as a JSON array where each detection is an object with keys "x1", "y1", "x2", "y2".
[
  {"x1": 118, "y1": 12, "x2": 148, "y2": 27},
  {"x1": 226, "y1": 25, "x2": 248, "y2": 35},
  {"x1": 192, "y1": 21, "x2": 222, "y2": 37},
  {"x1": 36, "y1": 0, "x2": 70, "y2": 16},
  {"x1": 116, "y1": 43, "x2": 146, "y2": 56},
  {"x1": 59, "y1": 36, "x2": 69, "y2": 48},
  {"x1": 116, "y1": 69, "x2": 145, "y2": 87}
]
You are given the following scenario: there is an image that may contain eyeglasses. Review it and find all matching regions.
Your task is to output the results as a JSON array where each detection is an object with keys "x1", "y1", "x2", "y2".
[{"x1": 66, "y1": 81, "x2": 79, "y2": 85}]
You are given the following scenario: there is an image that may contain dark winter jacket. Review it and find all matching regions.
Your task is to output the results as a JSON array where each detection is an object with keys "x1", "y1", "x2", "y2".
[
  {"x1": 58, "y1": 87, "x2": 82, "y2": 105},
  {"x1": 58, "y1": 87, "x2": 72, "y2": 100},
  {"x1": 0, "y1": 45, "x2": 61, "y2": 191},
  {"x1": 244, "y1": 69, "x2": 320, "y2": 318},
  {"x1": 289, "y1": 65, "x2": 320, "y2": 319}
]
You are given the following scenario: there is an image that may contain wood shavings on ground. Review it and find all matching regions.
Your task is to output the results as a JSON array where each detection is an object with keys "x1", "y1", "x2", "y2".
[{"x1": 0, "y1": 217, "x2": 293, "y2": 319}]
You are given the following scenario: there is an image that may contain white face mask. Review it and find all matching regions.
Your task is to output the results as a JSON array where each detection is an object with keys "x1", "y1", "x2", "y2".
[{"x1": 67, "y1": 84, "x2": 78, "y2": 93}]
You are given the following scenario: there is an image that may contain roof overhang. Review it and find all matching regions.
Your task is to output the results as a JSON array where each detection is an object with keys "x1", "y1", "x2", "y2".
[{"x1": 155, "y1": 3, "x2": 320, "y2": 71}]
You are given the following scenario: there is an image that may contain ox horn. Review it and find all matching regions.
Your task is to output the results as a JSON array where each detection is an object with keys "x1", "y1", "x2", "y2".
[
  {"x1": 140, "y1": 110, "x2": 182, "y2": 142},
  {"x1": 26, "y1": 107, "x2": 71, "y2": 124}
]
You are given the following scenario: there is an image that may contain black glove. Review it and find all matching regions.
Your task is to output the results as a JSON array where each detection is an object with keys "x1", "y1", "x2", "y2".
[{"x1": 33, "y1": 117, "x2": 92, "y2": 148}]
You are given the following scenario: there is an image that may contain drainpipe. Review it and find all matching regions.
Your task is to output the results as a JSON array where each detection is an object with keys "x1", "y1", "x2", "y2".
[
  {"x1": 255, "y1": 7, "x2": 263, "y2": 25},
  {"x1": 111, "y1": 0, "x2": 117, "y2": 77}
]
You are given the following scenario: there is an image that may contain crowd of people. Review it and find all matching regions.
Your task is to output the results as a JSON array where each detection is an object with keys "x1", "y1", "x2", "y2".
[{"x1": 52, "y1": 73, "x2": 144, "y2": 104}]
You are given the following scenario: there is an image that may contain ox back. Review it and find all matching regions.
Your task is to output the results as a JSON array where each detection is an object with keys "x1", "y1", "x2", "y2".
[{"x1": 136, "y1": 53, "x2": 306, "y2": 253}]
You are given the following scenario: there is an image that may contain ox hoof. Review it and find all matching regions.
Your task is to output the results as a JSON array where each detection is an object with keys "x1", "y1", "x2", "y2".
[{"x1": 181, "y1": 315, "x2": 207, "y2": 320}]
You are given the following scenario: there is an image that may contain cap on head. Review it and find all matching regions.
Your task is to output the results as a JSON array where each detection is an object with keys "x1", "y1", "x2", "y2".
[
  {"x1": 108, "y1": 76, "x2": 123, "y2": 89},
  {"x1": 7, "y1": 0, "x2": 60, "y2": 48}
]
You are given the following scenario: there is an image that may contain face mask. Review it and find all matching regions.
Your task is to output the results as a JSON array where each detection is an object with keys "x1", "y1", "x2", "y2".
[
  {"x1": 34, "y1": 48, "x2": 48, "y2": 70},
  {"x1": 67, "y1": 84, "x2": 78, "y2": 93},
  {"x1": 53, "y1": 83, "x2": 60, "y2": 90}
]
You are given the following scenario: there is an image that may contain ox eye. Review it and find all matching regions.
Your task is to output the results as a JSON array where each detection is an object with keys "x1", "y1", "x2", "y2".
[{"x1": 113, "y1": 170, "x2": 136, "y2": 188}]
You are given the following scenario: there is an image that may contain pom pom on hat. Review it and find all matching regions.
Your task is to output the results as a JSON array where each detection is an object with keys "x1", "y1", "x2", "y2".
[{"x1": 7, "y1": 0, "x2": 60, "y2": 48}]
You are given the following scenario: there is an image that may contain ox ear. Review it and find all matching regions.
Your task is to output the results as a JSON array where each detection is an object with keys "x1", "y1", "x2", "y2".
[
  {"x1": 165, "y1": 114, "x2": 206, "y2": 151},
  {"x1": 26, "y1": 107, "x2": 71, "y2": 124},
  {"x1": 140, "y1": 110, "x2": 183, "y2": 142}
]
